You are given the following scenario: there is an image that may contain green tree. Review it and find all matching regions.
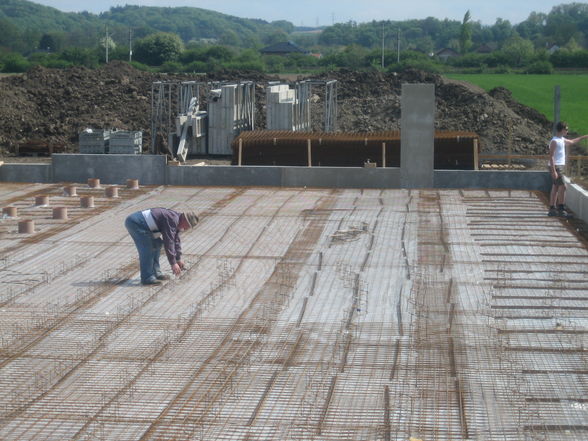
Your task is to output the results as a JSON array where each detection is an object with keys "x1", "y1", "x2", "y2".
[
  {"x1": 319, "y1": 44, "x2": 368, "y2": 69},
  {"x1": 133, "y1": 32, "x2": 184, "y2": 65},
  {"x1": 544, "y1": 3, "x2": 588, "y2": 46},
  {"x1": 271, "y1": 20, "x2": 295, "y2": 34},
  {"x1": 38, "y1": 32, "x2": 65, "y2": 52},
  {"x1": 205, "y1": 46, "x2": 234, "y2": 62},
  {"x1": 220, "y1": 30, "x2": 239, "y2": 46},
  {"x1": 564, "y1": 36, "x2": 582, "y2": 52},
  {"x1": 492, "y1": 18, "x2": 514, "y2": 43},
  {"x1": 459, "y1": 10, "x2": 473, "y2": 54},
  {"x1": 39, "y1": 34, "x2": 55, "y2": 51},
  {"x1": 318, "y1": 22, "x2": 356, "y2": 46},
  {"x1": 59, "y1": 47, "x2": 100, "y2": 67},
  {"x1": 501, "y1": 34, "x2": 535, "y2": 67},
  {"x1": 0, "y1": 52, "x2": 30, "y2": 72},
  {"x1": 263, "y1": 30, "x2": 289, "y2": 45},
  {"x1": 0, "y1": 18, "x2": 21, "y2": 51}
]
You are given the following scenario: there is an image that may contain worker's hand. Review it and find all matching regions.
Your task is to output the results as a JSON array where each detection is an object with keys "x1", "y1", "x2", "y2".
[
  {"x1": 171, "y1": 263, "x2": 182, "y2": 276},
  {"x1": 177, "y1": 260, "x2": 186, "y2": 270}
]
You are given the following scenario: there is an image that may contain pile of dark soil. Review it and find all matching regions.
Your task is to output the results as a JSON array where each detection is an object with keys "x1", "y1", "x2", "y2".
[
  {"x1": 320, "y1": 69, "x2": 553, "y2": 155},
  {"x1": 0, "y1": 62, "x2": 555, "y2": 156}
]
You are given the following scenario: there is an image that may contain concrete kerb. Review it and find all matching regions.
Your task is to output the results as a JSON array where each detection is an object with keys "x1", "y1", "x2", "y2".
[{"x1": 566, "y1": 179, "x2": 588, "y2": 222}]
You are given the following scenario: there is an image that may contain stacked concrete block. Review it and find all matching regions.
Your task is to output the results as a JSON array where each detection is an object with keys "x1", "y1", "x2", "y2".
[
  {"x1": 109, "y1": 131, "x2": 142, "y2": 154},
  {"x1": 266, "y1": 84, "x2": 310, "y2": 132},
  {"x1": 208, "y1": 85, "x2": 234, "y2": 155},
  {"x1": 208, "y1": 84, "x2": 253, "y2": 155},
  {"x1": 187, "y1": 111, "x2": 208, "y2": 156},
  {"x1": 267, "y1": 85, "x2": 295, "y2": 131},
  {"x1": 79, "y1": 129, "x2": 110, "y2": 154}
]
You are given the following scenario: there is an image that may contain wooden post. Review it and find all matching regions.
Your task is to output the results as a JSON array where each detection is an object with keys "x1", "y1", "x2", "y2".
[
  {"x1": 505, "y1": 124, "x2": 512, "y2": 168},
  {"x1": 473, "y1": 139, "x2": 479, "y2": 171},
  {"x1": 307, "y1": 139, "x2": 312, "y2": 167},
  {"x1": 382, "y1": 142, "x2": 386, "y2": 168},
  {"x1": 238, "y1": 138, "x2": 243, "y2": 166}
]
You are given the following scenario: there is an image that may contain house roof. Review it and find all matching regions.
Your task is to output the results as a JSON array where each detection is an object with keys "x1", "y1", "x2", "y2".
[
  {"x1": 476, "y1": 43, "x2": 496, "y2": 53},
  {"x1": 260, "y1": 41, "x2": 308, "y2": 55},
  {"x1": 435, "y1": 47, "x2": 460, "y2": 57}
]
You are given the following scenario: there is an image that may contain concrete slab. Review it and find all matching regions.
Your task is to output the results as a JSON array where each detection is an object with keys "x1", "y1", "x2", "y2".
[{"x1": 0, "y1": 185, "x2": 586, "y2": 441}]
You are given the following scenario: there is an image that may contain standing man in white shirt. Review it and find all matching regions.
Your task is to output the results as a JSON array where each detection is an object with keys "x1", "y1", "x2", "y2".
[{"x1": 547, "y1": 121, "x2": 588, "y2": 217}]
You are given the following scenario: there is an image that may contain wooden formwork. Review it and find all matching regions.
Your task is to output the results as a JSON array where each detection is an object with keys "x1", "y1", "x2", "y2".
[{"x1": 232, "y1": 130, "x2": 480, "y2": 169}]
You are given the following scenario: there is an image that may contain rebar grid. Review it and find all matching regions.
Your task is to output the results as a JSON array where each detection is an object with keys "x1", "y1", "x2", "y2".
[
  {"x1": 464, "y1": 189, "x2": 588, "y2": 441},
  {"x1": 1, "y1": 186, "x2": 587, "y2": 440}
]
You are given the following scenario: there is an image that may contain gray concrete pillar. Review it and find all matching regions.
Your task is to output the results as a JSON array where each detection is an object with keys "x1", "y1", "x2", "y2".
[{"x1": 401, "y1": 83, "x2": 435, "y2": 188}]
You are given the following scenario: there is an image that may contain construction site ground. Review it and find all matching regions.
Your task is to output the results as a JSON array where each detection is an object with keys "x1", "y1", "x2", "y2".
[{"x1": 0, "y1": 182, "x2": 587, "y2": 440}]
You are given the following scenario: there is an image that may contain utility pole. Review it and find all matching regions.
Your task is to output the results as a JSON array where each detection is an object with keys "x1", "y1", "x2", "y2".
[
  {"x1": 105, "y1": 26, "x2": 110, "y2": 64},
  {"x1": 381, "y1": 23, "x2": 385, "y2": 69},
  {"x1": 397, "y1": 28, "x2": 401, "y2": 64},
  {"x1": 129, "y1": 28, "x2": 133, "y2": 62}
]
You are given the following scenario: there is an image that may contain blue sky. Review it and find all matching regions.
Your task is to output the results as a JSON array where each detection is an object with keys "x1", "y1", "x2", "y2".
[{"x1": 32, "y1": 0, "x2": 564, "y2": 26}]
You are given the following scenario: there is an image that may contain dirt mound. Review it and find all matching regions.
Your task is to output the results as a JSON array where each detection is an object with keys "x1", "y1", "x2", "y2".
[
  {"x1": 0, "y1": 62, "x2": 553, "y2": 156},
  {"x1": 326, "y1": 69, "x2": 552, "y2": 154}
]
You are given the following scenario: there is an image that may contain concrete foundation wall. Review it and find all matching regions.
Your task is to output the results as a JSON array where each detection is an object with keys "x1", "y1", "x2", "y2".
[
  {"x1": 167, "y1": 165, "x2": 283, "y2": 187},
  {"x1": 1, "y1": 155, "x2": 549, "y2": 191},
  {"x1": 434, "y1": 170, "x2": 552, "y2": 191},
  {"x1": 0, "y1": 163, "x2": 52, "y2": 183},
  {"x1": 4, "y1": 156, "x2": 588, "y2": 224},
  {"x1": 167, "y1": 166, "x2": 400, "y2": 188},
  {"x1": 52, "y1": 154, "x2": 166, "y2": 185}
]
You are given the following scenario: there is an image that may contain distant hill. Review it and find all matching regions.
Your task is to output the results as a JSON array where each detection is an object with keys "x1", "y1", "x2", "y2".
[
  {"x1": 100, "y1": 5, "x2": 289, "y2": 44},
  {"x1": 0, "y1": 0, "x2": 295, "y2": 50},
  {"x1": 0, "y1": 0, "x2": 100, "y2": 33}
]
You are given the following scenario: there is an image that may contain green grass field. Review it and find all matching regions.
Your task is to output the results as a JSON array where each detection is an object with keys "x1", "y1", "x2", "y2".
[{"x1": 444, "y1": 73, "x2": 588, "y2": 137}]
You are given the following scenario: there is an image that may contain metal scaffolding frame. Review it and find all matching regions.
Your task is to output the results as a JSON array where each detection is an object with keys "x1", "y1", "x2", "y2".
[
  {"x1": 208, "y1": 80, "x2": 256, "y2": 132},
  {"x1": 302, "y1": 79, "x2": 337, "y2": 133},
  {"x1": 150, "y1": 81, "x2": 204, "y2": 157}
]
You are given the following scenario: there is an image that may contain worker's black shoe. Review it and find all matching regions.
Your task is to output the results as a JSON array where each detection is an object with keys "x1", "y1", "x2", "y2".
[
  {"x1": 142, "y1": 278, "x2": 162, "y2": 285},
  {"x1": 547, "y1": 207, "x2": 558, "y2": 216},
  {"x1": 558, "y1": 208, "x2": 573, "y2": 219},
  {"x1": 156, "y1": 274, "x2": 170, "y2": 280}
]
